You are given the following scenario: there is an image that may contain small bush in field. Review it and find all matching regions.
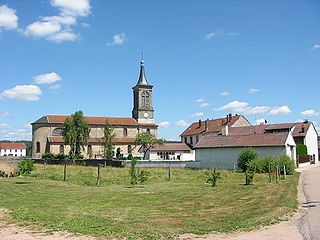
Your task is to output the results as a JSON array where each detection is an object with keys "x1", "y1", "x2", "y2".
[
  {"x1": 16, "y1": 159, "x2": 35, "y2": 175},
  {"x1": 238, "y1": 148, "x2": 258, "y2": 172},
  {"x1": 138, "y1": 170, "x2": 150, "y2": 184},
  {"x1": 129, "y1": 158, "x2": 138, "y2": 185},
  {"x1": 206, "y1": 168, "x2": 221, "y2": 187},
  {"x1": 278, "y1": 155, "x2": 296, "y2": 175}
]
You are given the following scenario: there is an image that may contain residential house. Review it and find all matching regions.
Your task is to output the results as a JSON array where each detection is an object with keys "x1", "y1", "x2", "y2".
[
  {"x1": 0, "y1": 143, "x2": 27, "y2": 157},
  {"x1": 147, "y1": 143, "x2": 194, "y2": 161}
]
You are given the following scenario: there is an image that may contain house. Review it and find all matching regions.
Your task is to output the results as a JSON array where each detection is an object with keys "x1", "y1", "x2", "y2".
[
  {"x1": 147, "y1": 143, "x2": 194, "y2": 161},
  {"x1": 194, "y1": 125, "x2": 296, "y2": 169},
  {"x1": 0, "y1": 143, "x2": 27, "y2": 157},
  {"x1": 31, "y1": 60, "x2": 158, "y2": 159},
  {"x1": 226, "y1": 121, "x2": 318, "y2": 163},
  {"x1": 180, "y1": 114, "x2": 251, "y2": 148}
]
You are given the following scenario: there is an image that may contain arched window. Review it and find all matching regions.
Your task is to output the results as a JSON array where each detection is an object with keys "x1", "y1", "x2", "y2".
[
  {"x1": 59, "y1": 145, "x2": 64, "y2": 154},
  {"x1": 147, "y1": 128, "x2": 150, "y2": 133},
  {"x1": 128, "y1": 145, "x2": 132, "y2": 154},
  {"x1": 36, "y1": 141, "x2": 40, "y2": 153},
  {"x1": 88, "y1": 145, "x2": 92, "y2": 158},
  {"x1": 141, "y1": 91, "x2": 150, "y2": 107},
  {"x1": 123, "y1": 128, "x2": 128, "y2": 136}
]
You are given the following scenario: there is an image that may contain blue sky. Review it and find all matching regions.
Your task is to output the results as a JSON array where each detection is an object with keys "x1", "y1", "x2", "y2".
[{"x1": 0, "y1": 0, "x2": 319, "y2": 141}]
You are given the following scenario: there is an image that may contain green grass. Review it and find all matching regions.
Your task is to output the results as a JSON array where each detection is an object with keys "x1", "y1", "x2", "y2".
[{"x1": 0, "y1": 164, "x2": 299, "y2": 239}]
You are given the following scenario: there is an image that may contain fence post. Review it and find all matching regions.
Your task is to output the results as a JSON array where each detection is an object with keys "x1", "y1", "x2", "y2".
[
  {"x1": 96, "y1": 165, "x2": 101, "y2": 186},
  {"x1": 43, "y1": 162, "x2": 46, "y2": 180},
  {"x1": 283, "y1": 165, "x2": 286, "y2": 180},
  {"x1": 268, "y1": 162, "x2": 272, "y2": 183},
  {"x1": 276, "y1": 164, "x2": 279, "y2": 183},
  {"x1": 63, "y1": 164, "x2": 67, "y2": 181},
  {"x1": 168, "y1": 162, "x2": 171, "y2": 181}
]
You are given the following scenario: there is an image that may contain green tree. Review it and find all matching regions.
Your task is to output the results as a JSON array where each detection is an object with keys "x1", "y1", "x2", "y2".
[
  {"x1": 63, "y1": 111, "x2": 90, "y2": 155},
  {"x1": 238, "y1": 147, "x2": 258, "y2": 172},
  {"x1": 134, "y1": 132, "x2": 164, "y2": 160},
  {"x1": 296, "y1": 144, "x2": 308, "y2": 156},
  {"x1": 103, "y1": 120, "x2": 116, "y2": 159}
]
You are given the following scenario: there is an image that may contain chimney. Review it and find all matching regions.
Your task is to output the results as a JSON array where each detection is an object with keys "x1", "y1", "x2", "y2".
[
  {"x1": 226, "y1": 115, "x2": 229, "y2": 123},
  {"x1": 222, "y1": 125, "x2": 229, "y2": 136},
  {"x1": 229, "y1": 113, "x2": 232, "y2": 122},
  {"x1": 304, "y1": 119, "x2": 308, "y2": 123},
  {"x1": 198, "y1": 119, "x2": 201, "y2": 128},
  {"x1": 301, "y1": 125, "x2": 305, "y2": 133},
  {"x1": 205, "y1": 119, "x2": 208, "y2": 132}
]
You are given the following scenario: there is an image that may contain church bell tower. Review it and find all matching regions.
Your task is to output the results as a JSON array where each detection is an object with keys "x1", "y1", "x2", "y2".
[{"x1": 132, "y1": 59, "x2": 155, "y2": 124}]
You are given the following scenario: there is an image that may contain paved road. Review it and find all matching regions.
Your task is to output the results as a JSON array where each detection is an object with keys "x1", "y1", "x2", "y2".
[{"x1": 299, "y1": 165, "x2": 320, "y2": 240}]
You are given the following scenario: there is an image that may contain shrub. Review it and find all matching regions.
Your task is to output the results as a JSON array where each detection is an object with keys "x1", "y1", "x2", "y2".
[
  {"x1": 68, "y1": 154, "x2": 84, "y2": 159},
  {"x1": 296, "y1": 144, "x2": 308, "y2": 157},
  {"x1": 55, "y1": 153, "x2": 67, "y2": 160},
  {"x1": 16, "y1": 159, "x2": 35, "y2": 175},
  {"x1": 0, "y1": 170, "x2": 6, "y2": 177},
  {"x1": 138, "y1": 170, "x2": 150, "y2": 184},
  {"x1": 206, "y1": 168, "x2": 221, "y2": 187},
  {"x1": 127, "y1": 154, "x2": 133, "y2": 160},
  {"x1": 129, "y1": 158, "x2": 138, "y2": 185},
  {"x1": 278, "y1": 154, "x2": 296, "y2": 175},
  {"x1": 42, "y1": 153, "x2": 55, "y2": 159},
  {"x1": 238, "y1": 148, "x2": 258, "y2": 172}
]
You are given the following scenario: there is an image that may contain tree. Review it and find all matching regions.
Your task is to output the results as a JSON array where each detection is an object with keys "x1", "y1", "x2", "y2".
[
  {"x1": 63, "y1": 111, "x2": 90, "y2": 155},
  {"x1": 238, "y1": 147, "x2": 258, "y2": 172},
  {"x1": 296, "y1": 144, "x2": 308, "y2": 156},
  {"x1": 134, "y1": 132, "x2": 164, "y2": 160},
  {"x1": 103, "y1": 120, "x2": 115, "y2": 159}
]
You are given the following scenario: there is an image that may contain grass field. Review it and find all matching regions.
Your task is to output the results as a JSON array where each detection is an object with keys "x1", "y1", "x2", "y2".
[{"x1": 0, "y1": 164, "x2": 299, "y2": 239}]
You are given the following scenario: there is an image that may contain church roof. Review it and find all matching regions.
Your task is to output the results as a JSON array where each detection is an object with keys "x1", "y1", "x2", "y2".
[
  {"x1": 135, "y1": 60, "x2": 152, "y2": 87},
  {"x1": 32, "y1": 115, "x2": 157, "y2": 127}
]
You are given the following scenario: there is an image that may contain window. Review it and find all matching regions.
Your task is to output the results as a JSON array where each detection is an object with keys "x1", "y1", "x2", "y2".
[
  {"x1": 59, "y1": 145, "x2": 64, "y2": 154},
  {"x1": 190, "y1": 137, "x2": 193, "y2": 145},
  {"x1": 15, "y1": 149, "x2": 17, "y2": 152},
  {"x1": 196, "y1": 136, "x2": 199, "y2": 143},
  {"x1": 147, "y1": 128, "x2": 150, "y2": 133},
  {"x1": 20, "y1": 149, "x2": 22, "y2": 153},
  {"x1": 36, "y1": 142, "x2": 40, "y2": 153},
  {"x1": 123, "y1": 128, "x2": 128, "y2": 136},
  {"x1": 184, "y1": 137, "x2": 187, "y2": 144},
  {"x1": 141, "y1": 91, "x2": 150, "y2": 107},
  {"x1": 128, "y1": 145, "x2": 132, "y2": 153}
]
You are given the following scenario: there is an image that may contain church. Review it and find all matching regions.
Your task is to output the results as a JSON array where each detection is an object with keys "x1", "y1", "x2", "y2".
[{"x1": 31, "y1": 60, "x2": 158, "y2": 159}]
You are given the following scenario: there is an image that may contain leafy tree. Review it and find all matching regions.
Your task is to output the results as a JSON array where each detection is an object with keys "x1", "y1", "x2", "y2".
[
  {"x1": 206, "y1": 168, "x2": 221, "y2": 187},
  {"x1": 296, "y1": 144, "x2": 308, "y2": 156},
  {"x1": 16, "y1": 159, "x2": 35, "y2": 175},
  {"x1": 63, "y1": 111, "x2": 90, "y2": 155},
  {"x1": 102, "y1": 120, "x2": 116, "y2": 159},
  {"x1": 238, "y1": 147, "x2": 258, "y2": 172},
  {"x1": 134, "y1": 132, "x2": 164, "y2": 160}
]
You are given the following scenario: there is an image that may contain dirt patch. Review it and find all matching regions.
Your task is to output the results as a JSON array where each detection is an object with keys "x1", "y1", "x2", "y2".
[{"x1": 135, "y1": 191, "x2": 154, "y2": 194}]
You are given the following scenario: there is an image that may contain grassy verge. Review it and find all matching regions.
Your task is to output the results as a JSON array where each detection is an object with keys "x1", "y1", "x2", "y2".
[{"x1": 0, "y1": 164, "x2": 299, "y2": 239}]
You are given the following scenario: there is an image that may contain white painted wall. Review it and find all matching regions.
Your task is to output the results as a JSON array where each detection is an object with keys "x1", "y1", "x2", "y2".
[
  {"x1": 0, "y1": 148, "x2": 26, "y2": 157},
  {"x1": 304, "y1": 124, "x2": 319, "y2": 163},
  {"x1": 149, "y1": 150, "x2": 195, "y2": 161},
  {"x1": 196, "y1": 146, "x2": 293, "y2": 170}
]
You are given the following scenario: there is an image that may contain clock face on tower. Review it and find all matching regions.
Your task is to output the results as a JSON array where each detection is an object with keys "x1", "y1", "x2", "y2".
[{"x1": 143, "y1": 112, "x2": 149, "y2": 118}]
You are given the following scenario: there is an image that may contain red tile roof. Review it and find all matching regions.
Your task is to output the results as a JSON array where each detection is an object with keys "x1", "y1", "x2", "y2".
[
  {"x1": 150, "y1": 143, "x2": 192, "y2": 152},
  {"x1": 0, "y1": 143, "x2": 26, "y2": 149},
  {"x1": 195, "y1": 132, "x2": 289, "y2": 149},
  {"x1": 180, "y1": 115, "x2": 244, "y2": 137},
  {"x1": 48, "y1": 137, "x2": 136, "y2": 144},
  {"x1": 33, "y1": 115, "x2": 157, "y2": 127}
]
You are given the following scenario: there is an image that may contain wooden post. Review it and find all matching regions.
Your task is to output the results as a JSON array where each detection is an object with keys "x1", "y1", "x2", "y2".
[
  {"x1": 43, "y1": 162, "x2": 46, "y2": 180},
  {"x1": 276, "y1": 164, "x2": 279, "y2": 183},
  {"x1": 233, "y1": 161, "x2": 236, "y2": 172},
  {"x1": 268, "y1": 162, "x2": 272, "y2": 183},
  {"x1": 168, "y1": 162, "x2": 171, "y2": 181},
  {"x1": 283, "y1": 165, "x2": 286, "y2": 180},
  {"x1": 104, "y1": 161, "x2": 107, "y2": 168},
  {"x1": 96, "y1": 165, "x2": 101, "y2": 186},
  {"x1": 63, "y1": 164, "x2": 67, "y2": 181}
]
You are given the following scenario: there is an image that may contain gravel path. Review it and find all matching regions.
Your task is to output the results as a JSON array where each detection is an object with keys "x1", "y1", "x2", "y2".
[{"x1": 0, "y1": 164, "x2": 317, "y2": 240}]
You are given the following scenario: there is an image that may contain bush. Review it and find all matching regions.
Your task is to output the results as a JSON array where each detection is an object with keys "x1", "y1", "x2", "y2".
[
  {"x1": 238, "y1": 148, "x2": 258, "y2": 172},
  {"x1": 0, "y1": 170, "x2": 5, "y2": 177},
  {"x1": 129, "y1": 158, "x2": 138, "y2": 185},
  {"x1": 42, "y1": 153, "x2": 55, "y2": 159},
  {"x1": 68, "y1": 154, "x2": 84, "y2": 159},
  {"x1": 296, "y1": 144, "x2": 308, "y2": 157},
  {"x1": 127, "y1": 154, "x2": 133, "y2": 160},
  {"x1": 16, "y1": 159, "x2": 35, "y2": 175},
  {"x1": 278, "y1": 154, "x2": 296, "y2": 175},
  {"x1": 55, "y1": 153, "x2": 67, "y2": 160},
  {"x1": 138, "y1": 170, "x2": 150, "y2": 184},
  {"x1": 206, "y1": 168, "x2": 221, "y2": 187}
]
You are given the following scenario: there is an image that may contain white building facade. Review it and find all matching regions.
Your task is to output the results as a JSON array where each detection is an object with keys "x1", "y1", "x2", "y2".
[{"x1": 0, "y1": 143, "x2": 27, "y2": 157}]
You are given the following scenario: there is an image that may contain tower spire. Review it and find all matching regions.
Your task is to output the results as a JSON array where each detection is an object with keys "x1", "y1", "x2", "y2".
[{"x1": 135, "y1": 58, "x2": 151, "y2": 86}]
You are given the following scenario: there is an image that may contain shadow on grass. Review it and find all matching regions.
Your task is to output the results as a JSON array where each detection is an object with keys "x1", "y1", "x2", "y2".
[{"x1": 14, "y1": 182, "x2": 31, "y2": 185}]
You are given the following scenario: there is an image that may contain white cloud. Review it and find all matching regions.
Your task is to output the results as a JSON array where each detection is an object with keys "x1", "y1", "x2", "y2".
[
  {"x1": 204, "y1": 32, "x2": 215, "y2": 40},
  {"x1": 1, "y1": 85, "x2": 42, "y2": 101},
  {"x1": 176, "y1": 120, "x2": 189, "y2": 127},
  {"x1": 268, "y1": 106, "x2": 291, "y2": 115},
  {"x1": 0, "y1": 123, "x2": 9, "y2": 128},
  {"x1": 215, "y1": 101, "x2": 249, "y2": 111},
  {"x1": 295, "y1": 119, "x2": 304, "y2": 123},
  {"x1": 24, "y1": 0, "x2": 91, "y2": 43},
  {"x1": 24, "y1": 124, "x2": 32, "y2": 129},
  {"x1": 159, "y1": 121, "x2": 170, "y2": 128},
  {"x1": 0, "y1": 5, "x2": 18, "y2": 30},
  {"x1": 34, "y1": 72, "x2": 62, "y2": 84},
  {"x1": 107, "y1": 33, "x2": 126, "y2": 46},
  {"x1": 255, "y1": 119, "x2": 267, "y2": 125},
  {"x1": 191, "y1": 112, "x2": 204, "y2": 117},
  {"x1": 228, "y1": 32, "x2": 239, "y2": 36},
  {"x1": 220, "y1": 91, "x2": 230, "y2": 96},
  {"x1": 301, "y1": 109, "x2": 320, "y2": 117},
  {"x1": 195, "y1": 98, "x2": 204, "y2": 103},
  {"x1": 200, "y1": 103, "x2": 210, "y2": 107},
  {"x1": 248, "y1": 88, "x2": 260, "y2": 94},
  {"x1": 312, "y1": 45, "x2": 320, "y2": 49},
  {"x1": 50, "y1": 84, "x2": 61, "y2": 91},
  {"x1": 48, "y1": 31, "x2": 79, "y2": 42},
  {"x1": 244, "y1": 106, "x2": 271, "y2": 115},
  {"x1": 0, "y1": 112, "x2": 10, "y2": 117},
  {"x1": 25, "y1": 21, "x2": 61, "y2": 37},
  {"x1": 81, "y1": 22, "x2": 90, "y2": 28},
  {"x1": 0, "y1": 129, "x2": 31, "y2": 140},
  {"x1": 51, "y1": 0, "x2": 91, "y2": 17}
]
